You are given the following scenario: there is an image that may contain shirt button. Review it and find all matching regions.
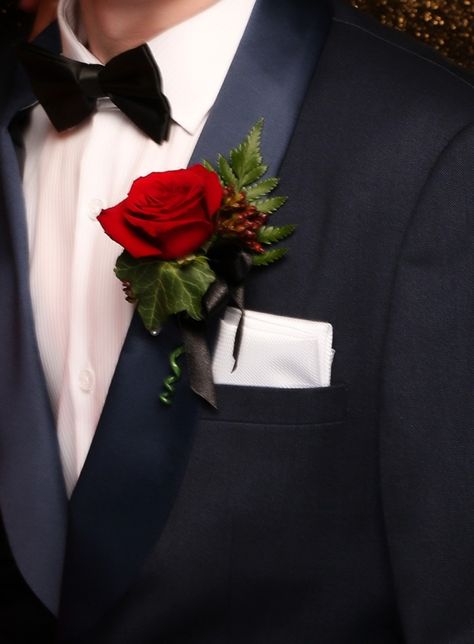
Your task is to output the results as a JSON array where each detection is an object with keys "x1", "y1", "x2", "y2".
[
  {"x1": 88, "y1": 198, "x2": 104, "y2": 220},
  {"x1": 78, "y1": 369, "x2": 95, "y2": 393}
]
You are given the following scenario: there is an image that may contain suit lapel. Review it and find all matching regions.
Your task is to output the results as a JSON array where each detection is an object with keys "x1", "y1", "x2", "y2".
[
  {"x1": 0, "y1": 25, "x2": 67, "y2": 616},
  {"x1": 190, "y1": 0, "x2": 332, "y2": 173},
  {"x1": 59, "y1": 0, "x2": 332, "y2": 638}
]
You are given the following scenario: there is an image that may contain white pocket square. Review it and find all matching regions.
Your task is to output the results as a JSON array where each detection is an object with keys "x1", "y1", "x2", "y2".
[{"x1": 212, "y1": 308, "x2": 334, "y2": 388}]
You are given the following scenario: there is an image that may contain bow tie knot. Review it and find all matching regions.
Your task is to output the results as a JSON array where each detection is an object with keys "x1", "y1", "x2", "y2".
[
  {"x1": 17, "y1": 42, "x2": 171, "y2": 144},
  {"x1": 77, "y1": 64, "x2": 107, "y2": 99}
]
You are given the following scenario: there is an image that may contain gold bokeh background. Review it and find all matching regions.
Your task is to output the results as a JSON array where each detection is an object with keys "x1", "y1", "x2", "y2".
[{"x1": 351, "y1": 0, "x2": 473, "y2": 70}]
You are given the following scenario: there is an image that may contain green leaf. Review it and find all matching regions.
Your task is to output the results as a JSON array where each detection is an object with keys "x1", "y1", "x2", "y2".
[
  {"x1": 257, "y1": 224, "x2": 296, "y2": 245},
  {"x1": 245, "y1": 177, "x2": 280, "y2": 201},
  {"x1": 217, "y1": 154, "x2": 238, "y2": 187},
  {"x1": 255, "y1": 196, "x2": 288, "y2": 214},
  {"x1": 238, "y1": 163, "x2": 268, "y2": 189},
  {"x1": 201, "y1": 159, "x2": 216, "y2": 174},
  {"x1": 252, "y1": 247, "x2": 288, "y2": 267},
  {"x1": 229, "y1": 119, "x2": 267, "y2": 189},
  {"x1": 115, "y1": 252, "x2": 216, "y2": 331}
]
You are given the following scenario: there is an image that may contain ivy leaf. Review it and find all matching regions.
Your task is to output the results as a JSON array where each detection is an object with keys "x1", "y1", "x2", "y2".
[
  {"x1": 229, "y1": 119, "x2": 267, "y2": 189},
  {"x1": 254, "y1": 196, "x2": 288, "y2": 214},
  {"x1": 217, "y1": 154, "x2": 238, "y2": 187},
  {"x1": 245, "y1": 177, "x2": 280, "y2": 201},
  {"x1": 252, "y1": 247, "x2": 288, "y2": 267},
  {"x1": 257, "y1": 224, "x2": 296, "y2": 245},
  {"x1": 115, "y1": 252, "x2": 216, "y2": 332}
]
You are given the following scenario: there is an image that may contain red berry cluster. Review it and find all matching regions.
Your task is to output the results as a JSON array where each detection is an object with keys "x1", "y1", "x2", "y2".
[{"x1": 216, "y1": 187, "x2": 267, "y2": 253}]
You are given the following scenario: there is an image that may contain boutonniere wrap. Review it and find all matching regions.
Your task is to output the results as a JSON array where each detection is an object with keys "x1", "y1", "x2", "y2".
[{"x1": 98, "y1": 120, "x2": 295, "y2": 407}]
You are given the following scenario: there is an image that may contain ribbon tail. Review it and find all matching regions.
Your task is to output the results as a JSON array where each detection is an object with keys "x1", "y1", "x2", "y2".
[
  {"x1": 180, "y1": 318, "x2": 217, "y2": 409},
  {"x1": 231, "y1": 285, "x2": 245, "y2": 373}
]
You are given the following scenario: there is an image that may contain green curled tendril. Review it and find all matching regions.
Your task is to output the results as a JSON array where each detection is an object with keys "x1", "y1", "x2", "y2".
[{"x1": 160, "y1": 345, "x2": 185, "y2": 406}]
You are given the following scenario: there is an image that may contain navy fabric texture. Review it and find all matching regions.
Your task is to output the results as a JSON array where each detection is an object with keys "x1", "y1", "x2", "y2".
[
  {"x1": 0, "y1": 0, "x2": 473, "y2": 642},
  {"x1": 0, "y1": 23, "x2": 67, "y2": 617}
]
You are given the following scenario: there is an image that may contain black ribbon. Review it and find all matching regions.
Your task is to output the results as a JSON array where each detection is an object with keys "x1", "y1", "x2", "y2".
[
  {"x1": 17, "y1": 42, "x2": 171, "y2": 144},
  {"x1": 180, "y1": 241, "x2": 253, "y2": 408}
]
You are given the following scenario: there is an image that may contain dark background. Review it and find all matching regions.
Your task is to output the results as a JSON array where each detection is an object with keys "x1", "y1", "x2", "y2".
[{"x1": 0, "y1": 0, "x2": 33, "y2": 43}]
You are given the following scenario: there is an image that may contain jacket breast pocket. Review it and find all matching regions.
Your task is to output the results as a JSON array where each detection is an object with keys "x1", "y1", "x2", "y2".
[
  {"x1": 199, "y1": 383, "x2": 347, "y2": 427},
  {"x1": 191, "y1": 383, "x2": 355, "y2": 594}
]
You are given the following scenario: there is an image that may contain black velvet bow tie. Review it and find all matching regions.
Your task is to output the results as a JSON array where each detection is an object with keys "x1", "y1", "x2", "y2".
[{"x1": 17, "y1": 42, "x2": 171, "y2": 144}]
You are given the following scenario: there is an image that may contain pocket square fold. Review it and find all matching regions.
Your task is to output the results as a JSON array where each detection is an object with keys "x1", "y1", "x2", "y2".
[{"x1": 212, "y1": 308, "x2": 334, "y2": 388}]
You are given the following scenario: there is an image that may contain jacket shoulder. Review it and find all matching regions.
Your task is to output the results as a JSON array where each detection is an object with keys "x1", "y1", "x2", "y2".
[{"x1": 328, "y1": 0, "x2": 474, "y2": 123}]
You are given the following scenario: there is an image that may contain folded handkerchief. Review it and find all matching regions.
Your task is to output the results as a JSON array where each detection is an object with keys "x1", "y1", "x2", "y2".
[{"x1": 212, "y1": 308, "x2": 334, "y2": 388}]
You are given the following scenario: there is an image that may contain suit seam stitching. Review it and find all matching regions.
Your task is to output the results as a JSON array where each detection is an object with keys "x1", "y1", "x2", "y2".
[
  {"x1": 380, "y1": 119, "x2": 474, "y2": 381},
  {"x1": 332, "y1": 17, "x2": 474, "y2": 91},
  {"x1": 376, "y1": 119, "x2": 474, "y2": 630}
]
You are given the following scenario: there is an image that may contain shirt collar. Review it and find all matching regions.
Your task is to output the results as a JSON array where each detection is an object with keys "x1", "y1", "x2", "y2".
[{"x1": 58, "y1": 0, "x2": 257, "y2": 135}]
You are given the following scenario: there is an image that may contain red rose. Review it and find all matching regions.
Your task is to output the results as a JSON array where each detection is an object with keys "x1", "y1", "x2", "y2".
[{"x1": 98, "y1": 165, "x2": 224, "y2": 260}]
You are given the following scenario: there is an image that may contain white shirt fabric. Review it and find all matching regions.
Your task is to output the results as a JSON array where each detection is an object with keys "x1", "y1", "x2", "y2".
[{"x1": 23, "y1": 0, "x2": 257, "y2": 496}]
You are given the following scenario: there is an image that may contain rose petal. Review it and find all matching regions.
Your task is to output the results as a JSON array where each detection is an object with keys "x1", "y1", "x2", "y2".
[
  {"x1": 98, "y1": 203, "x2": 163, "y2": 258},
  {"x1": 157, "y1": 220, "x2": 214, "y2": 260},
  {"x1": 99, "y1": 165, "x2": 224, "y2": 260}
]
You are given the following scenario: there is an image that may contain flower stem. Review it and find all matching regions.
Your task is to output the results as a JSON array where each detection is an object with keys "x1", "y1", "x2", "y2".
[{"x1": 160, "y1": 345, "x2": 185, "y2": 406}]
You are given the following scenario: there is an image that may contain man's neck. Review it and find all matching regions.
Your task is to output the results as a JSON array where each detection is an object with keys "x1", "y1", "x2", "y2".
[{"x1": 79, "y1": 0, "x2": 219, "y2": 62}]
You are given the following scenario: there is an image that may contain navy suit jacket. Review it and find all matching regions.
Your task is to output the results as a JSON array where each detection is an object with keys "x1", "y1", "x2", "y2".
[{"x1": 0, "y1": 1, "x2": 473, "y2": 642}]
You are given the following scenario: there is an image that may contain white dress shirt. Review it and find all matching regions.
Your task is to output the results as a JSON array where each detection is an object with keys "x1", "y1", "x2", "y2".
[{"x1": 23, "y1": 0, "x2": 257, "y2": 496}]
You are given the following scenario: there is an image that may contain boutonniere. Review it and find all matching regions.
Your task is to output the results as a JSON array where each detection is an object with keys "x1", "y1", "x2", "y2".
[{"x1": 98, "y1": 120, "x2": 295, "y2": 407}]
